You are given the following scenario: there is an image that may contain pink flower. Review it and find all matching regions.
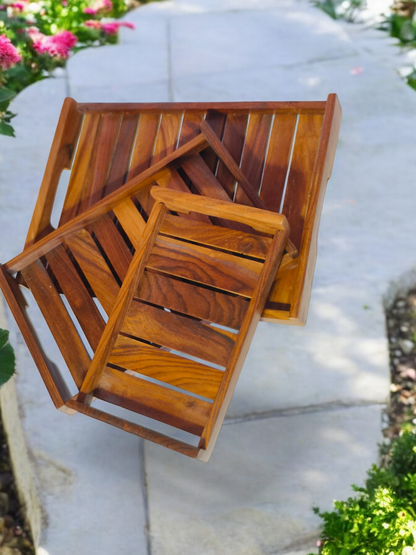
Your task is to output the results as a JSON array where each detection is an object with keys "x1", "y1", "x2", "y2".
[
  {"x1": 119, "y1": 21, "x2": 135, "y2": 29},
  {"x1": 84, "y1": 19, "x2": 101, "y2": 28},
  {"x1": 0, "y1": 34, "x2": 21, "y2": 70},
  {"x1": 30, "y1": 29, "x2": 77, "y2": 59},
  {"x1": 11, "y1": 2, "x2": 25, "y2": 10},
  {"x1": 101, "y1": 22, "x2": 118, "y2": 34},
  {"x1": 83, "y1": 7, "x2": 97, "y2": 14},
  {"x1": 101, "y1": 21, "x2": 135, "y2": 34},
  {"x1": 61, "y1": 0, "x2": 68, "y2": 5}
]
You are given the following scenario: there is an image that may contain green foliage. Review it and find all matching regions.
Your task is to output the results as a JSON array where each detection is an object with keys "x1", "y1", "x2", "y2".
[
  {"x1": 0, "y1": 329, "x2": 15, "y2": 386},
  {"x1": 314, "y1": 0, "x2": 366, "y2": 21},
  {"x1": 310, "y1": 431, "x2": 416, "y2": 554},
  {"x1": 0, "y1": 0, "x2": 138, "y2": 136},
  {"x1": 380, "y1": 13, "x2": 416, "y2": 46}
]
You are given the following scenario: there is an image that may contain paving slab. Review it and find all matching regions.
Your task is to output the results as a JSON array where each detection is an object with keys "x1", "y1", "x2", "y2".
[
  {"x1": 170, "y1": 7, "x2": 356, "y2": 79},
  {"x1": 0, "y1": 75, "x2": 149, "y2": 554},
  {"x1": 145, "y1": 405, "x2": 382, "y2": 555},
  {"x1": 0, "y1": 0, "x2": 409, "y2": 553}
]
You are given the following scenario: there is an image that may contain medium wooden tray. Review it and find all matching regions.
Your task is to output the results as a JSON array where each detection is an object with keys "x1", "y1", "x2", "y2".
[{"x1": 1, "y1": 186, "x2": 289, "y2": 460}]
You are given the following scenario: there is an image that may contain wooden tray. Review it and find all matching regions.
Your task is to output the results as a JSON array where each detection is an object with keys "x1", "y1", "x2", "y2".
[
  {"x1": 25, "y1": 95, "x2": 341, "y2": 325},
  {"x1": 0, "y1": 186, "x2": 288, "y2": 460}
]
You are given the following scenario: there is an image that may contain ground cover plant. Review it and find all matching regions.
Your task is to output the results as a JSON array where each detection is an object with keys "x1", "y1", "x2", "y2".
[
  {"x1": 0, "y1": 0, "x2": 143, "y2": 136},
  {"x1": 310, "y1": 431, "x2": 416, "y2": 554},
  {"x1": 311, "y1": 291, "x2": 416, "y2": 554}
]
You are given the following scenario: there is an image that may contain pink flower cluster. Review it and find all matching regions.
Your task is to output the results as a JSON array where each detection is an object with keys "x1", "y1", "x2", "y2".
[
  {"x1": 28, "y1": 28, "x2": 77, "y2": 59},
  {"x1": 11, "y1": 1, "x2": 28, "y2": 11},
  {"x1": 83, "y1": 0, "x2": 112, "y2": 15},
  {"x1": 0, "y1": 34, "x2": 21, "y2": 70},
  {"x1": 84, "y1": 19, "x2": 135, "y2": 34}
]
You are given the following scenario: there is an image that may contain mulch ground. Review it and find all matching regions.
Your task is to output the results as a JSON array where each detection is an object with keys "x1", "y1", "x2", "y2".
[
  {"x1": 0, "y1": 418, "x2": 34, "y2": 555},
  {"x1": 384, "y1": 289, "x2": 416, "y2": 438}
]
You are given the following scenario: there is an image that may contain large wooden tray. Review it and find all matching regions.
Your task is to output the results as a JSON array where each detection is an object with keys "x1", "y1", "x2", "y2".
[{"x1": 24, "y1": 95, "x2": 342, "y2": 325}]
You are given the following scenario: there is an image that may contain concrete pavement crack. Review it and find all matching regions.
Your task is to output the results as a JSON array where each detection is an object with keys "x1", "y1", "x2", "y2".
[
  {"x1": 139, "y1": 438, "x2": 152, "y2": 555},
  {"x1": 223, "y1": 400, "x2": 386, "y2": 425}
]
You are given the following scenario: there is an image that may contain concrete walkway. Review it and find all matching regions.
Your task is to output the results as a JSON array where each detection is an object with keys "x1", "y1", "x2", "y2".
[{"x1": 1, "y1": 0, "x2": 415, "y2": 553}]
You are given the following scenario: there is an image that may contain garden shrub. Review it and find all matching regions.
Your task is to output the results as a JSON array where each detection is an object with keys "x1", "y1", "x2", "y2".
[
  {"x1": 0, "y1": 0, "x2": 139, "y2": 136},
  {"x1": 310, "y1": 431, "x2": 416, "y2": 554}
]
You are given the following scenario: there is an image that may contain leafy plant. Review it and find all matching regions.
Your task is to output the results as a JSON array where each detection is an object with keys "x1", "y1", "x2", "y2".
[
  {"x1": 379, "y1": 13, "x2": 416, "y2": 46},
  {"x1": 314, "y1": 0, "x2": 366, "y2": 22},
  {"x1": 0, "y1": 0, "x2": 138, "y2": 137},
  {"x1": 310, "y1": 431, "x2": 416, "y2": 554},
  {"x1": 0, "y1": 329, "x2": 15, "y2": 386}
]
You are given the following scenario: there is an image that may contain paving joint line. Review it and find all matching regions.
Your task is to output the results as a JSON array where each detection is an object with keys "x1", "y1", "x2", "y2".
[
  {"x1": 139, "y1": 439, "x2": 152, "y2": 555},
  {"x1": 223, "y1": 400, "x2": 387, "y2": 425}
]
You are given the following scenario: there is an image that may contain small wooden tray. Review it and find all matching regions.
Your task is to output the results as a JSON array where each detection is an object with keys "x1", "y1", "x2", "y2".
[
  {"x1": 24, "y1": 95, "x2": 341, "y2": 325},
  {"x1": 1, "y1": 184, "x2": 289, "y2": 460}
]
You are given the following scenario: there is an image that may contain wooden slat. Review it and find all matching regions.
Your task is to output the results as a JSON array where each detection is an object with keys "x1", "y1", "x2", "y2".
[
  {"x1": 78, "y1": 101, "x2": 326, "y2": 115},
  {"x1": 140, "y1": 113, "x2": 183, "y2": 216},
  {"x1": 288, "y1": 95, "x2": 341, "y2": 323},
  {"x1": 199, "y1": 227, "x2": 289, "y2": 456},
  {"x1": 147, "y1": 236, "x2": 262, "y2": 298},
  {"x1": 259, "y1": 114, "x2": 298, "y2": 212},
  {"x1": 96, "y1": 367, "x2": 212, "y2": 436},
  {"x1": 25, "y1": 98, "x2": 83, "y2": 246},
  {"x1": 152, "y1": 113, "x2": 183, "y2": 164},
  {"x1": 91, "y1": 214, "x2": 133, "y2": 281},
  {"x1": 201, "y1": 110, "x2": 227, "y2": 173},
  {"x1": 127, "y1": 114, "x2": 160, "y2": 180},
  {"x1": 109, "y1": 335, "x2": 223, "y2": 400},
  {"x1": 129, "y1": 114, "x2": 160, "y2": 214},
  {"x1": 21, "y1": 259, "x2": 90, "y2": 388},
  {"x1": 178, "y1": 111, "x2": 206, "y2": 146},
  {"x1": 78, "y1": 113, "x2": 121, "y2": 214},
  {"x1": 77, "y1": 203, "x2": 168, "y2": 402},
  {"x1": 182, "y1": 154, "x2": 231, "y2": 202},
  {"x1": 135, "y1": 271, "x2": 249, "y2": 329},
  {"x1": 122, "y1": 300, "x2": 235, "y2": 367},
  {"x1": 66, "y1": 228, "x2": 120, "y2": 315},
  {"x1": 201, "y1": 120, "x2": 266, "y2": 210},
  {"x1": 46, "y1": 245, "x2": 105, "y2": 351},
  {"x1": 60, "y1": 112, "x2": 101, "y2": 224},
  {"x1": 161, "y1": 214, "x2": 271, "y2": 259},
  {"x1": 216, "y1": 113, "x2": 248, "y2": 198},
  {"x1": 235, "y1": 113, "x2": 273, "y2": 205},
  {"x1": 6, "y1": 133, "x2": 209, "y2": 273},
  {"x1": 65, "y1": 398, "x2": 202, "y2": 458},
  {"x1": 104, "y1": 114, "x2": 139, "y2": 197},
  {"x1": 281, "y1": 114, "x2": 323, "y2": 250},
  {"x1": 0, "y1": 266, "x2": 71, "y2": 408},
  {"x1": 113, "y1": 198, "x2": 146, "y2": 249},
  {"x1": 156, "y1": 170, "x2": 211, "y2": 225},
  {"x1": 151, "y1": 187, "x2": 288, "y2": 235}
]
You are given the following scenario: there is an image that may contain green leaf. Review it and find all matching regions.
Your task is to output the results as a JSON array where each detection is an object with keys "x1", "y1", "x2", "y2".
[
  {"x1": 0, "y1": 329, "x2": 15, "y2": 386},
  {"x1": 0, "y1": 88, "x2": 16, "y2": 104},
  {"x1": 0, "y1": 329, "x2": 9, "y2": 350},
  {"x1": 0, "y1": 122, "x2": 16, "y2": 137}
]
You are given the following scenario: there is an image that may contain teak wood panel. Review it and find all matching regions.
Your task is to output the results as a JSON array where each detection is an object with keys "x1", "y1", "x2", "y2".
[
  {"x1": 23, "y1": 96, "x2": 341, "y2": 325},
  {"x1": 109, "y1": 335, "x2": 223, "y2": 400},
  {"x1": 135, "y1": 271, "x2": 249, "y2": 330},
  {"x1": 147, "y1": 236, "x2": 262, "y2": 298},
  {"x1": 96, "y1": 367, "x2": 212, "y2": 436},
  {"x1": 122, "y1": 300, "x2": 236, "y2": 368}
]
